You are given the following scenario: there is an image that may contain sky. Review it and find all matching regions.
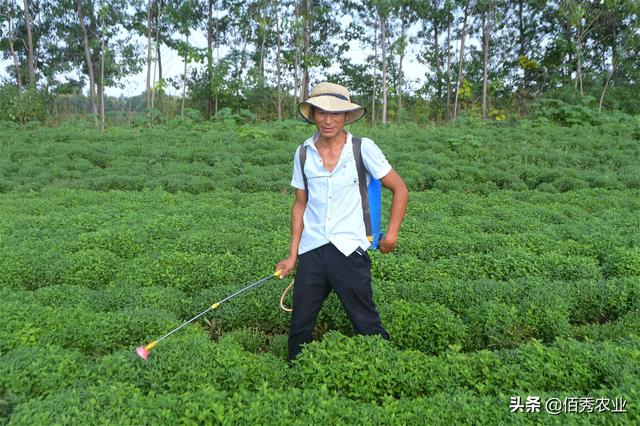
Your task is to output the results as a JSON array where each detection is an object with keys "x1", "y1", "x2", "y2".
[
  {"x1": 103, "y1": 21, "x2": 430, "y2": 98},
  {"x1": 0, "y1": 15, "x2": 430, "y2": 99}
]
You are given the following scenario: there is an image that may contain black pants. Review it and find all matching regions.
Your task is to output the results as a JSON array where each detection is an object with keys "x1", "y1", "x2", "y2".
[{"x1": 288, "y1": 243, "x2": 389, "y2": 361}]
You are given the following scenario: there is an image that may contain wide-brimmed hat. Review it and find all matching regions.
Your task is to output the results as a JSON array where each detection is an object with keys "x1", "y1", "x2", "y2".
[{"x1": 299, "y1": 82, "x2": 366, "y2": 124}]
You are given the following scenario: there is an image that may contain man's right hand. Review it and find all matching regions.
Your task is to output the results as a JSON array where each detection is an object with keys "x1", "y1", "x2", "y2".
[{"x1": 276, "y1": 255, "x2": 297, "y2": 279}]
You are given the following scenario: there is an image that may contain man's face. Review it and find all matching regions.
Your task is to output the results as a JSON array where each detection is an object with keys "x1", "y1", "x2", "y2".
[{"x1": 313, "y1": 108, "x2": 347, "y2": 139}]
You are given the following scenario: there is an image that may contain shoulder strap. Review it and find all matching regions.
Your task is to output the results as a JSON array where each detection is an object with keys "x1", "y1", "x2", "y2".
[
  {"x1": 299, "y1": 144, "x2": 308, "y2": 193},
  {"x1": 300, "y1": 138, "x2": 372, "y2": 243},
  {"x1": 352, "y1": 137, "x2": 372, "y2": 242}
]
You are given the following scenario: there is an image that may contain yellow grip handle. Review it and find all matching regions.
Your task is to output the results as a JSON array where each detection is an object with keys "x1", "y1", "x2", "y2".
[
  {"x1": 211, "y1": 302, "x2": 221, "y2": 310},
  {"x1": 274, "y1": 269, "x2": 283, "y2": 278},
  {"x1": 145, "y1": 340, "x2": 158, "y2": 351}
]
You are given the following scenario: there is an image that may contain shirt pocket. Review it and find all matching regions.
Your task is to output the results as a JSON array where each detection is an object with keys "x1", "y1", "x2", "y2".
[{"x1": 334, "y1": 159, "x2": 359, "y2": 187}]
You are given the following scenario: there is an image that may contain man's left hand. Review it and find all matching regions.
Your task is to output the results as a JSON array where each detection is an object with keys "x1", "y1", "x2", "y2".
[{"x1": 378, "y1": 234, "x2": 398, "y2": 254}]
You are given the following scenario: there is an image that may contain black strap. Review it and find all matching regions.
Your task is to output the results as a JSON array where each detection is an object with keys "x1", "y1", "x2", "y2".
[
  {"x1": 352, "y1": 137, "x2": 372, "y2": 241},
  {"x1": 299, "y1": 137, "x2": 372, "y2": 241},
  {"x1": 318, "y1": 93, "x2": 349, "y2": 101},
  {"x1": 299, "y1": 144, "x2": 308, "y2": 195}
]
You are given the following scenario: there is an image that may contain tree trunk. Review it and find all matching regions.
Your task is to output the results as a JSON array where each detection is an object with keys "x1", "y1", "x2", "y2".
[
  {"x1": 398, "y1": 22, "x2": 405, "y2": 119},
  {"x1": 301, "y1": 0, "x2": 310, "y2": 102},
  {"x1": 599, "y1": 64, "x2": 613, "y2": 112},
  {"x1": 372, "y1": 23, "x2": 377, "y2": 125},
  {"x1": 257, "y1": 26, "x2": 266, "y2": 120},
  {"x1": 434, "y1": 24, "x2": 441, "y2": 98},
  {"x1": 156, "y1": 1, "x2": 163, "y2": 109},
  {"x1": 481, "y1": 8, "x2": 491, "y2": 120},
  {"x1": 100, "y1": 11, "x2": 106, "y2": 131},
  {"x1": 380, "y1": 12, "x2": 387, "y2": 124},
  {"x1": 453, "y1": 3, "x2": 469, "y2": 119},
  {"x1": 76, "y1": 0, "x2": 98, "y2": 125},
  {"x1": 207, "y1": 0, "x2": 213, "y2": 118},
  {"x1": 446, "y1": 20, "x2": 452, "y2": 119},
  {"x1": 7, "y1": 14, "x2": 23, "y2": 90},
  {"x1": 518, "y1": 0, "x2": 527, "y2": 87},
  {"x1": 145, "y1": 0, "x2": 153, "y2": 110},
  {"x1": 433, "y1": 0, "x2": 441, "y2": 98},
  {"x1": 215, "y1": 0, "x2": 220, "y2": 115},
  {"x1": 259, "y1": 27, "x2": 266, "y2": 83},
  {"x1": 575, "y1": 33, "x2": 583, "y2": 96},
  {"x1": 611, "y1": 26, "x2": 617, "y2": 85},
  {"x1": 237, "y1": 39, "x2": 247, "y2": 113},
  {"x1": 23, "y1": 0, "x2": 35, "y2": 86},
  {"x1": 274, "y1": 0, "x2": 283, "y2": 120},
  {"x1": 564, "y1": 24, "x2": 572, "y2": 82},
  {"x1": 181, "y1": 5, "x2": 189, "y2": 119},
  {"x1": 151, "y1": 0, "x2": 162, "y2": 111},
  {"x1": 292, "y1": 1, "x2": 301, "y2": 115}
]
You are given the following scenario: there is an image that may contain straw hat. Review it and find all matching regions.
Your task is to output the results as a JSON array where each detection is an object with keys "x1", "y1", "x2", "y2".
[{"x1": 299, "y1": 82, "x2": 366, "y2": 124}]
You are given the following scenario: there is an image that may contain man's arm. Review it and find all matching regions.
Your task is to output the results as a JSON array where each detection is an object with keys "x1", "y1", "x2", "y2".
[
  {"x1": 378, "y1": 170, "x2": 408, "y2": 254},
  {"x1": 276, "y1": 188, "x2": 307, "y2": 278}
]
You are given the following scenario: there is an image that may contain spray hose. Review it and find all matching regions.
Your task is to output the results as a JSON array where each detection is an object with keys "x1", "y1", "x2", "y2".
[{"x1": 279, "y1": 278, "x2": 295, "y2": 312}]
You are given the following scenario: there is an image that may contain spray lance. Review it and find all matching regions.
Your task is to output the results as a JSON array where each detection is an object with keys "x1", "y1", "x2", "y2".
[{"x1": 136, "y1": 270, "x2": 282, "y2": 360}]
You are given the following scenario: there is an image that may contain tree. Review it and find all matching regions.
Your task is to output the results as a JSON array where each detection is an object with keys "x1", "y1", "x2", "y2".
[
  {"x1": 1, "y1": 1, "x2": 23, "y2": 90},
  {"x1": 23, "y1": 0, "x2": 35, "y2": 86},
  {"x1": 415, "y1": 0, "x2": 455, "y2": 118},
  {"x1": 47, "y1": 1, "x2": 143, "y2": 124},
  {"x1": 592, "y1": 0, "x2": 640, "y2": 111},
  {"x1": 377, "y1": 1, "x2": 389, "y2": 124},
  {"x1": 145, "y1": 0, "x2": 152, "y2": 110},
  {"x1": 347, "y1": 0, "x2": 387, "y2": 124},
  {"x1": 75, "y1": 0, "x2": 98, "y2": 123},
  {"x1": 453, "y1": 0, "x2": 473, "y2": 118},
  {"x1": 559, "y1": 0, "x2": 600, "y2": 96},
  {"x1": 499, "y1": 0, "x2": 545, "y2": 114},
  {"x1": 391, "y1": 8, "x2": 410, "y2": 119},
  {"x1": 480, "y1": 0, "x2": 496, "y2": 119},
  {"x1": 273, "y1": 0, "x2": 283, "y2": 119}
]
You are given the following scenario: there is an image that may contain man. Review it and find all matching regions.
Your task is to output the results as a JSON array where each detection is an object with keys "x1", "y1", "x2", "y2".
[{"x1": 276, "y1": 82, "x2": 409, "y2": 361}]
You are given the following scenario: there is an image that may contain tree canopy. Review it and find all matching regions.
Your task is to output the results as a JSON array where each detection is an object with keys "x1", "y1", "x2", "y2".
[{"x1": 1, "y1": 0, "x2": 639, "y2": 124}]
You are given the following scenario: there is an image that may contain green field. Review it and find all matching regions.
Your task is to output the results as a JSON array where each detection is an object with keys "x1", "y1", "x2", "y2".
[{"x1": 1, "y1": 118, "x2": 639, "y2": 424}]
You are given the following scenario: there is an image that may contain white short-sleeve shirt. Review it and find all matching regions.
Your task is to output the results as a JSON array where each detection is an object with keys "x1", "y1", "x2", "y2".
[{"x1": 291, "y1": 131, "x2": 392, "y2": 256}]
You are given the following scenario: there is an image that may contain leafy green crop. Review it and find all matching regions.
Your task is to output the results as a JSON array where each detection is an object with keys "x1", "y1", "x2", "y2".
[{"x1": 1, "y1": 121, "x2": 639, "y2": 424}]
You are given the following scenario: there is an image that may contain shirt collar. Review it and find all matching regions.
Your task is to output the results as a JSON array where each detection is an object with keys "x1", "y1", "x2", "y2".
[{"x1": 304, "y1": 131, "x2": 353, "y2": 153}]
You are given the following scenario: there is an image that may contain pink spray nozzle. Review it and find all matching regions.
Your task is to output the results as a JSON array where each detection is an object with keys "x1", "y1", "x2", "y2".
[{"x1": 136, "y1": 345, "x2": 150, "y2": 361}]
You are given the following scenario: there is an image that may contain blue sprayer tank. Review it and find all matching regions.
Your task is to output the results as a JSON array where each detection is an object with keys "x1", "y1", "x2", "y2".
[{"x1": 368, "y1": 178, "x2": 382, "y2": 250}]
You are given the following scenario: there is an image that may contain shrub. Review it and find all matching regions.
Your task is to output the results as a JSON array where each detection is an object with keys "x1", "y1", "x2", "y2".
[
  {"x1": 602, "y1": 247, "x2": 640, "y2": 278},
  {"x1": 291, "y1": 332, "x2": 427, "y2": 403},
  {"x1": 566, "y1": 279, "x2": 635, "y2": 325},
  {"x1": 465, "y1": 301, "x2": 531, "y2": 350},
  {"x1": 266, "y1": 333, "x2": 288, "y2": 360},
  {"x1": 381, "y1": 301, "x2": 467, "y2": 354},
  {"x1": 0, "y1": 86, "x2": 53, "y2": 123},
  {"x1": 571, "y1": 309, "x2": 640, "y2": 342},
  {"x1": 519, "y1": 290, "x2": 571, "y2": 343},
  {"x1": 64, "y1": 248, "x2": 120, "y2": 288},
  {"x1": 7, "y1": 382, "x2": 190, "y2": 425},
  {"x1": 218, "y1": 327, "x2": 268, "y2": 353},
  {"x1": 533, "y1": 98, "x2": 604, "y2": 127},
  {"x1": 139, "y1": 332, "x2": 288, "y2": 394},
  {"x1": 0, "y1": 345, "x2": 88, "y2": 402}
]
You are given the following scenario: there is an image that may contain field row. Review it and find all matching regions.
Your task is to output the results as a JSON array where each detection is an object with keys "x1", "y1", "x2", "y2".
[
  {"x1": 1, "y1": 121, "x2": 639, "y2": 194},
  {"x1": 2, "y1": 329, "x2": 638, "y2": 424},
  {"x1": 1, "y1": 189, "x2": 638, "y2": 356}
]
